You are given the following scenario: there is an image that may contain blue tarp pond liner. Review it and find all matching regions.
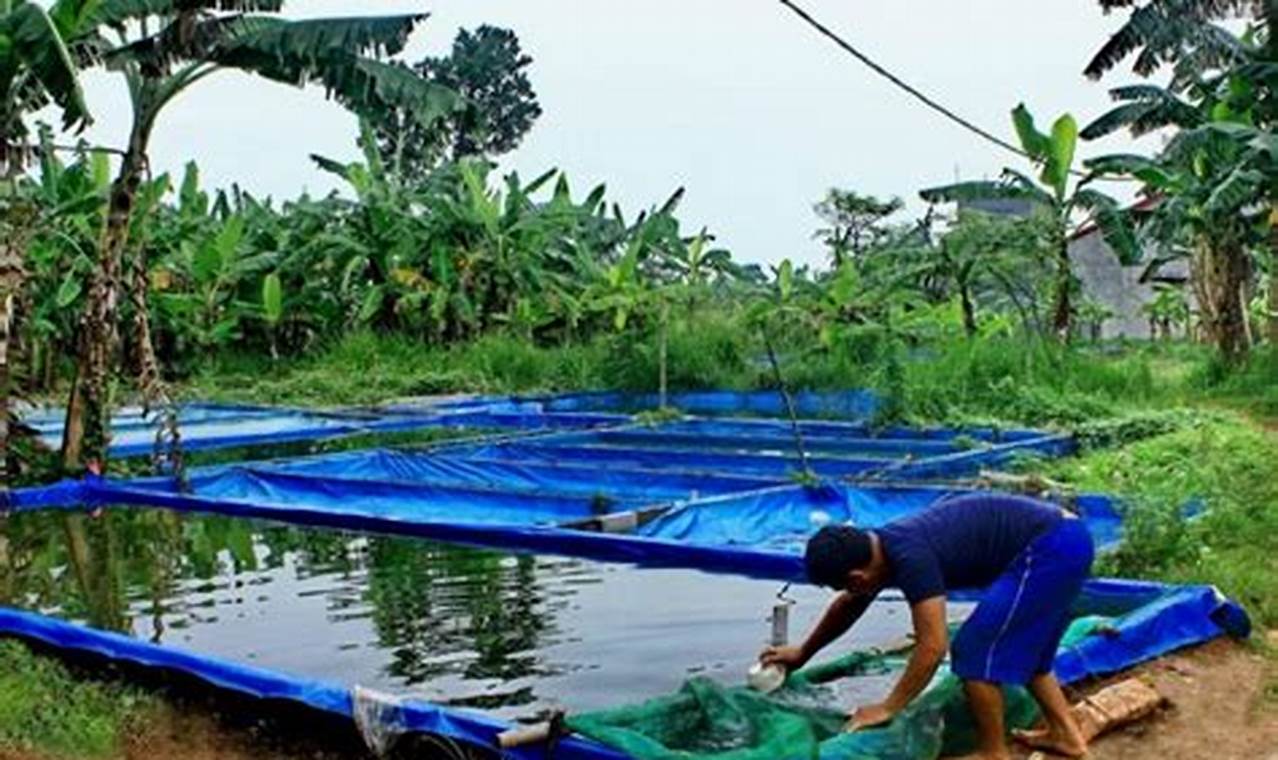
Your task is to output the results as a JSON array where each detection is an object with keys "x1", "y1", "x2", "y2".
[
  {"x1": 541, "y1": 390, "x2": 882, "y2": 420},
  {"x1": 0, "y1": 557, "x2": 1247, "y2": 760},
  {"x1": 435, "y1": 417, "x2": 1075, "y2": 482},
  {"x1": 22, "y1": 400, "x2": 630, "y2": 458},
  {"x1": 0, "y1": 400, "x2": 1248, "y2": 759},
  {"x1": 21, "y1": 391, "x2": 1068, "y2": 472}
]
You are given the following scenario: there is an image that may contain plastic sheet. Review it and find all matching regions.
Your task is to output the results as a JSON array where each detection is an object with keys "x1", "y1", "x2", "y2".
[
  {"x1": 255, "y1": 448, "x2": 781, "y2": 501},
  {"x1": 0, "y1": 607, "x2": 624, "y2": 760},
  {"x1": 639, "y1": 484, "x2": 1126, "y2": 553},
  {"x1": 541, "y1": 390, "x2": 882, "y2": 420},
  {"x1": 453, "y1": 440, "x2": 886, "y2": 479},
  {"x1": 0, "y1": 401, "x2": 1246, "y2": 758},
  {"x1": 24, "y1": 401, "x2": 625, "y2": 458}
]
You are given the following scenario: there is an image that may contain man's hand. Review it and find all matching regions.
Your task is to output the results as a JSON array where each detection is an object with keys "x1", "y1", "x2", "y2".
[
  {"x1": 758, "y1": 644, "x2": 806, "y2": 671},
  {"x1": 845, "y1": 702, "x2": 896, "y2": 732}
]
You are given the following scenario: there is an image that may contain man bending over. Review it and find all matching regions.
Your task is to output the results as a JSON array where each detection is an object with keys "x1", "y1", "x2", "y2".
[{"x1": 761, "y1": 493, "x2": 1094, "y2": 760}]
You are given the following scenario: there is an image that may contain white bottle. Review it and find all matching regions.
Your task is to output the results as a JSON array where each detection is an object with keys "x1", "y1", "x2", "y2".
[{"x1": 747, "y1": 662, "x2": 786, "y2": 694}]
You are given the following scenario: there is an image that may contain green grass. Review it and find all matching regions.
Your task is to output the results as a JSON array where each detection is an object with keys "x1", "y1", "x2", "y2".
[
  {"x1": 185, "y1": 319, "x2": 753, "y2": 407},
  {"x1": 1032, "y1": 415, "x2": 1278, "y2": 627},
  {"x1": 0, "y1": 640, "x2": 159, "y2": 758},
  {"x1": 186, "y1": 331, "x2": 608, "y2": 405},
  {"x1": 1196, "y1": 347, "x2": 1278, "y2": 420}
]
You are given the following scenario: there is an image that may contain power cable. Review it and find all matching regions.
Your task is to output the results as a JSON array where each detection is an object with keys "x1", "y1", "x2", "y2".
[
  {"x1": 777, "y1": 0, "x2": 1131, "y2": 182},
  {"x1": 777, "y1": 0, "x2": 1033, "y2": 162}
]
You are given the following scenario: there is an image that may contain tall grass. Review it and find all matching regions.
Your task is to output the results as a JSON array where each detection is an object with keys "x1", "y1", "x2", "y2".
[
  {"x1": 189, "y1": 325, "x2": 1211, "y2": 431},
  {"x1": 1040, "y1": 416, "x2": 1278, "y2": 626},
  {"x1": 1192, "y1": 347, "x2": 1278, "y2": 419}
]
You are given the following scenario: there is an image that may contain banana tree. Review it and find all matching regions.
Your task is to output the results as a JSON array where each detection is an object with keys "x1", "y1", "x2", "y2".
[
  {"x1": 24, "y1": 135, "x2": 111, "y2": 391},
  {"x1": 1085, "y1": 1, "x2": 1278, "y2": 352},
  {"x1": 1143, "y1": 284, "x2": 1191, "y2": 340},
  {"x1": 1, "y1": 2, "x2": 92, "y2": 485},
  {"x1": 905, "y1": 210, "x2": 1051, "y2": 338},
  {"x1": 52, "y1": 0, "x2": 458, "y2": 470},
  {"x1": 921, "y1": 104, "x2": 1138, "y2": 343},
  {"x1": 1088, "y1": 121, "x2": 1272, "y2": 360},
  {"x1": 1, "y1": 1, "x2": 90, "y2": 174}
]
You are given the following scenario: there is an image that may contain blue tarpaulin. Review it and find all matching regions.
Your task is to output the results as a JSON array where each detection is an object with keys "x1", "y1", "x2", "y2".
[
  {"x1": 23, "y1": 401, "x2": 628, "y2": 458},
  {"x1": 0, "y1": 400, "x2": 1249, "y2": 759},
  {"x1": 541, "y1": 390, "x2": 882, "y2": 420}
]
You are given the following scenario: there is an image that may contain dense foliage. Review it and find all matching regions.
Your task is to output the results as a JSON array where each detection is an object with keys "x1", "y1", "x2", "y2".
[
  {"x1": 373, "y1": 25, "x2": 543, "y2": 179},
  {"x1": 0, "y1": 1, "x2": 1274, "y2": 474}
]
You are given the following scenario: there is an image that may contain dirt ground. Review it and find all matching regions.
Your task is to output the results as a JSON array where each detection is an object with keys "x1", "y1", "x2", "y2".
[{"x1": 1016, "y1": 637, "x2": 1278, "y2": 760}]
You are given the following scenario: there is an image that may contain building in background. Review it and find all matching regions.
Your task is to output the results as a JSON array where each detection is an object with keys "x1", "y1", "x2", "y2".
[{"x1": 1069, "y1": 198, "x2": 1193, "y2": 340}]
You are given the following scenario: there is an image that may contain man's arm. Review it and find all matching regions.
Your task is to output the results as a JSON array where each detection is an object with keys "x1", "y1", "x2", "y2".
[
  {"x1": 849, "y1": 596, "x2": 948, "y2": 729},
  {"x1": 761, "y1": 590, "x2": 877, "y2": 670}
]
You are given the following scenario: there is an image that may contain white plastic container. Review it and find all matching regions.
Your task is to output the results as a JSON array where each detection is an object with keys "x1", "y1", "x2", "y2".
[{"x1": 747, "y1": 662, "x2": 786, "y2": 694}]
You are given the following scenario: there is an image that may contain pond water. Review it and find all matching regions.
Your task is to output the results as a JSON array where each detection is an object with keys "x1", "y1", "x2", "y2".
[{"x1": 0, "y1": 508, "x2": 963, "y2": 721}]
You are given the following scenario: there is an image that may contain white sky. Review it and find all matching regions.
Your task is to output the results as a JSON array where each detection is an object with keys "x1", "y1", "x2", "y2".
[{"x1": 66, "y1": 1, "x2": 1161, "y2": 268}]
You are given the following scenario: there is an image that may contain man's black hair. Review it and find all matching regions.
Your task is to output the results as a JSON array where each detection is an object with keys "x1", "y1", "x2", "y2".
[{"x1": 804, "y1": 525, "x2": 873, "y2": 589}]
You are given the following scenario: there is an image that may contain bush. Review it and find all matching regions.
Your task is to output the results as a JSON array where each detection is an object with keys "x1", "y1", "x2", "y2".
[
  {"x1": 598, "y1": 314, "x2": 750, "y2": 392},
  {"x1": 1039, "y1": 417, "x2": 1278, "y2": 627},
  {"x1": 0, "y1": 640, "x2": 157, "y2": 757}
]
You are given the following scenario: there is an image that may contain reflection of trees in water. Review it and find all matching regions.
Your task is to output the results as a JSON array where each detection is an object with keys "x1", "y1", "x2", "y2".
[
  {"x1": 0, "y1": 509, "x2": 304, "y2": 636},
  {"x1": 255, "y1": 523, "x2": 353, "y2": 576},
  {"x1": 365, "y1": 537, "x2": 565, "y2": 687},
  {"x1": 0, "y1": 508, "x2": 581, "y2": 708},
  {"x1": 0, "y1": 509, "x2": 185, "y2": 634}
]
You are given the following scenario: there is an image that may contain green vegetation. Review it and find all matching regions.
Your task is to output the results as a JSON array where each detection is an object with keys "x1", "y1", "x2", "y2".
[
  {"x1": 1038, "y1": 415, "x2": 1278, "y2": 627},
  {"x1": 0, "y1": 639, "x2": 157, "y2": 757},
  {"x1": 2, "y1": 0, "x2": 1278, "y2": 756}
]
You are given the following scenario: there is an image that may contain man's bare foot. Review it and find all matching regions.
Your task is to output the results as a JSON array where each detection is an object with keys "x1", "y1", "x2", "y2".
[{"x1": 1012, "y1": 726, "x2": 1088, "y2": 757}]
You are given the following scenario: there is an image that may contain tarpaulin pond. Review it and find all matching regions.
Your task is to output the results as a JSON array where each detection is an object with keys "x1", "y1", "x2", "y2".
[{"x1": 0, "y1": 395, "x2": 1250, "y2": 759}]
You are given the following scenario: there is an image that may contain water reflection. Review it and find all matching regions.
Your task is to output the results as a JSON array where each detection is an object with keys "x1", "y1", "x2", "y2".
[{"x1": 0, "y1": 507, "x2": 910, "y2": 719}]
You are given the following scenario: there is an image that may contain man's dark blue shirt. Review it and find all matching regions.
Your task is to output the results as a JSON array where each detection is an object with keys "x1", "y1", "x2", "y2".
[{"x1": 877, "y1": 494, "x2": 1065, "y2": 603}]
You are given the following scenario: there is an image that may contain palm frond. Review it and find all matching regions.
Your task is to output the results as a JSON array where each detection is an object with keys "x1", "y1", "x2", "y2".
[
  {"x1": 1081, "y1": 86, "x2": 1201, "y2": 139},
  {"x1": 1074, "y1": 188, "x2": 1142, "y2": 264},
  {"x1": 219, "y1": 14, "x2": 423, "y2": 61},
  {"x1": 309, "y1": 154, "x2": 351, "y2": 181},
  {"x1": 109, "y1": 14, "x2": 461, "y2": 127},
  {"x1": 109, "y1": 14, "x2": 427, "y2": 75},
  {"x1": 1084, "y1": 153, "x2": 1176, "y2": 187},
  {"x1": 1205, "y1": 165, "x2": 1264, "y2": 213},
  {"x1": 1085, "y1": 0, "x2": 1251, "y2": 80},
  {"x1": 1011, "y1": 104, "x2": 1051, "y2": 158},
  {"x1": 57, "y1": 0, "x2": 283, "y2": 32},
  {"x1": 7, "y1": 3, "x2": 91, "y2": 131}
]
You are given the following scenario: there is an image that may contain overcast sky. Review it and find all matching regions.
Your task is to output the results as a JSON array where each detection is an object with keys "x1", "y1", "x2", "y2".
[{"x1": 68, "y1": 1, "x2": 1160, "y2": 268}]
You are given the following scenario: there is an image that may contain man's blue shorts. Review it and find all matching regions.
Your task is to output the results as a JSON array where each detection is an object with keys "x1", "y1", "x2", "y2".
[{"x1": 950, "y1": 517, "x2": 1095, "y2": 684}]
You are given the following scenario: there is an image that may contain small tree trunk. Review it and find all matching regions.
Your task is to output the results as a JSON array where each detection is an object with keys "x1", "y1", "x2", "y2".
[
  {"x1": 658, "y1": 301, "x2": 669, "y2": 409},
  {"x1": 0, "y1": 292, "x2": 13, "y2": 488},
  {"x1": 61, "y1": 514, "x2": 95, "y2": 614},
  {"x1": 1240, "y1": 280, "x2": 1254, "y2": 351},
  {"x1": 1268, "y1": 210, "x2": 1278, "y2": 346},
  {"x1": 0, "y1": 211, "x2": 30, "y2": 488},
  {"x1": 959, "y1": 283, "x2": 977, "y2": 337},
  {"x1": 130, "y1": 246, "x2": 184, "y2": 476},
  {"x1": 1052, "y1": 237, "x2": 1072, "y2": 344},
  {"x1": 1192, "y1": 236, "x2": 1249, "y2": 364},
  {"x1": 1268, "y1": 267, "x2": 1278, "y2": 347},
  {"x1": 61, "y1": 119, "x2": 151, "y2": 472}
]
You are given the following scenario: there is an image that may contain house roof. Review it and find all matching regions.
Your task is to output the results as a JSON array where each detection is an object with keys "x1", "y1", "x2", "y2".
[{"x1": 1068, "y1": 195, "x2": 1161, "y2": 242}]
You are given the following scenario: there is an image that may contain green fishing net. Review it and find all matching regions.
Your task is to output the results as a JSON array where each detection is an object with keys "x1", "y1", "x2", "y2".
[{"x1": 566, "y1": 617, "x2": 1108, "y2": 760}]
